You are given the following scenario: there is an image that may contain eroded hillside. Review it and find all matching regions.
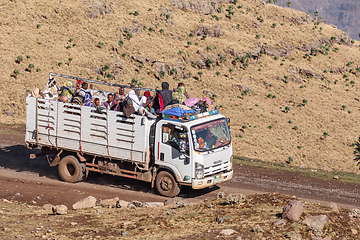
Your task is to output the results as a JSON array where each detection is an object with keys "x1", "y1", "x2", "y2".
[{"x1": 1, "y1": 0, "x2": 360, "y2": 172}]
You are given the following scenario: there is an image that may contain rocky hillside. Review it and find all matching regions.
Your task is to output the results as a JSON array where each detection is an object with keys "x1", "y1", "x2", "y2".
[
  {"x1": 277, "y1": 0, "x2": 360, "y2": 39},
  {"x1": 1, "y1": 0, "x2": 360, "y2": 173}
]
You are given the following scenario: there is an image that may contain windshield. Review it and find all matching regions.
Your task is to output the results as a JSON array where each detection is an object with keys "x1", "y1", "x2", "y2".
[{"x1": 191, "y1": 118, "x2": 231, "y2": 152}]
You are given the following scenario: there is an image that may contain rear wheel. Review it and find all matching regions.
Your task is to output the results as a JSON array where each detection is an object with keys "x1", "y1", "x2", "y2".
[
  {"x1": 58, "y1": 155, "x2": 83, "y2": 183},
  {"x1": 155, "y1": 171, "x2": 180, "y2": 197}
]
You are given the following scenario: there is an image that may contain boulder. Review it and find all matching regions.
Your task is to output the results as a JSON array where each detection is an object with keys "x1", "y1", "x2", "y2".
[
  {"x1": 302, "y1": 215, "x2": 328, "y2": 232},
  {"x1": 142, "y1": 202, "x2": 164, "y2": 208},
  {"x1": 100, "y1": 197, "x2": 119, "y2": 208},
  {"x1": 226, "y1": 194, "x2": 245, "y2": 204},
  {"x1": 130, "y1": 200, "x2": 143, "y2": 207},
  {"x1": 220, "y1": 229, "x2": 236, "y2": 236},
  {"x1": 285, "y1": 231, "x2": 302, "y2": 240},
  {"x1": 72, "y1": 196, "x2": 96, "y2": 210},
  {"x1": 349, "y1": 208, "x2": 360, "y2": 218},
  {"x1": 282, "y1": 201, "x2": 303, "y2": 221},
  {"x1": 273, "y1": 219, "x2": 287, "y2": 226},
  {"x1": 116, "y1": 200, "x2": 129, "y2": 208},
  {"x1": 43, "y1": 204, "x2": 54, "y2": 210},
  {"x1": 52, "y1": 205, "x2": 68, "y2": 215}
]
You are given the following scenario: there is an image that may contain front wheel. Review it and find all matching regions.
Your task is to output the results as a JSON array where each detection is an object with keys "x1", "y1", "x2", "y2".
[
  {"x1": 58, "y1": 155, "x2": 83, "y2": 183},
  {"x1": 155, "y1": 171, "x2": 180, "y2": 197}
]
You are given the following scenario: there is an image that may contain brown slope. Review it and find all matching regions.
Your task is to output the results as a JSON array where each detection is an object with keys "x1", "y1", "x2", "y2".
[{"x1": 0, "y1": 0, "x2": 360, "y2": 173}]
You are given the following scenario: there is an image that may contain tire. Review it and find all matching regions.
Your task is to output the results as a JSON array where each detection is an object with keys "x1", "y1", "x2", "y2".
[
  {"x1": 155, "y1": 171, "x2": 180, "y2": 197},
  {"x1": 81, "y1": 163, "x2": 89, "y2": 181},
  {"x1": 58, "y1": 155, "x2": 83, "y2": 183}
]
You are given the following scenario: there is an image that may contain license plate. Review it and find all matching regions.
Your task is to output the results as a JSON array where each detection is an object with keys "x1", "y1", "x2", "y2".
[{"x1": 214, "y1": 175, "x2": 224, "y2": 184}]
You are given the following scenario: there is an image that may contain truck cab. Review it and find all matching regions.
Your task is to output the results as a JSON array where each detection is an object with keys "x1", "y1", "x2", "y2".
[{"x1": 154, "y1": 114, "x2": 233, "y2": 196}]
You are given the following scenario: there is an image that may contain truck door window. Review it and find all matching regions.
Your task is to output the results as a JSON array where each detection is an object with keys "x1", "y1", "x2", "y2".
[{"x1": 162, "y1": 124, "x2": 188, "y2": 153}]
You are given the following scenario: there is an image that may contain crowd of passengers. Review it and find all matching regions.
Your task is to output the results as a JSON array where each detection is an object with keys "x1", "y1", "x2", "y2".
[{"x1": 32, "y1": 80, "x2": 213, "y2": 119}]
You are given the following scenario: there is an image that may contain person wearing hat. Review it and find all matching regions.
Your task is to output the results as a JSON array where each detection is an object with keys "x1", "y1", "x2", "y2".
[{"x1": 58, "y1": 81, "x2": 75, "y2": 102}]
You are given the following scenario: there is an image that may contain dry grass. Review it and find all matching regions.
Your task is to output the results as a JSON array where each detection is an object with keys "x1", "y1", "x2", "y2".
[{"x1": 1, "y1": 0, "x2": 360, "y2": 172}]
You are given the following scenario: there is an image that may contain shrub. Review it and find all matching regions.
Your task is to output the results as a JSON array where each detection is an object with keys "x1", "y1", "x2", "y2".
[
  {"x1": 302, "y1": 99, "x2": 308, "y2": 105},
  {"x1": 286, "y1": 157, "x2": 293, "y2": 164},
  {"x1": 17, "y1": 55, "x2": 23, "y2": 63},
  {"x1": 97, "y1": 42, "x2": 104, "y2": 48},
  {"x1": 36, "y1": 24, "x2": 41, "y2": 29},
  {"x1": 292, "y1": 126, "x2": 298, "y2": 130},
  {"x1": 159, "y1": 71, "x2": 165, "y2": 78},
  {"x1": 216, "y1": 71, "x2": 220, "y2": 76},
  {"x1": 189, "y1": 32, "x2": 194, "y2": 37},
  {"x1": 274, "y1": 56, "x2": 279, "y2": 60},
  {"x1": 284, "y1": 106, "x2": 290, "y2": 112},
  {"x1": 187, "y1": 41, "x2": 192, "y2": 46},
  {"x1": 255, "y1": 34, "x2": 260, "y2": 39},
  {"x1": 118, "y1": 40, "x2": 124, "y2": 47},
  {"x1": 126, "y1": 33, "x2": 133, "y2": 40},
  {"x1": 342, "y1": 105, "x2": 347, "y2": 110},
  {"x1": 212, "y1": 15, "x2": 219, "y2": 21},
  {"x1": 28, "y1": 63, "x2": 34, "y2": 69},
  {"x1": 131, "y1": 78, "x2": 138, "y2": 86},
  {"x1": 160, "y1": 29, "x2": 164, "y2": 33},
  {"x1": 206, "y1": 46, "x2": 212, "y2": 51},
  {"x1": 36, "y1": 68, "x2": 41, "y2": 72},
  {"x1": 134, "y1": 10, "x2": 139, "y2": 16},
  {"x1": 26, "y1": 55, "x2": 31, "y2": 59},
  {"x1": 13, "y1": 69, "x2": 20, "y2": 75},
  {"x1": 272, "y1": 23, "x2": 276, "y2": 28}
]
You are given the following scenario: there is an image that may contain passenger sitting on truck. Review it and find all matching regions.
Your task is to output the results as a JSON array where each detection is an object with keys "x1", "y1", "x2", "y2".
[
  {"x1": 173, "y1": 82, "x2": 189, "y2": 99},
  {"x1": 103, "y1": 93, "x2": 117, "y2": 110},
  {"x1": 58, "y1": 81, "x2": 74, "y2": 102},
  {"x1": 159, "y1": 82, "x2": 172, "y2": 108},
  {"x1": 115, "y1": 87, "x2": 127, "y2": 112},
  {"x1": 93, "y1": 98, "x2": 106, "y2": 114},
  {"x1": 58, "y1": 95, "x2": 69, "y2": 103},
  {"x1": 78, "y1": 82, "x2": 93, "y2": 106},
  {"x1": 127, "y1": 90, "x2": 140, "y2": 111},
  {"x1": 172, "y1": 85, "x2": 187, "y2": 104},
  {"x1": 139, "y1": 91, "x2": 151, "y2": 107},
  {"x1": 31, "y1": 88, "x2": 45, "y2": 98},
  {"x1": 123, "y1": 99, "x2": 135, "y2": 118}
]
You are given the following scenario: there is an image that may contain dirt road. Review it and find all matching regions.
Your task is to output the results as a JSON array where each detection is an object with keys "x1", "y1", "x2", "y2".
[{"x1": 0, "y1": 125, "x2": 359, "y2": 209}]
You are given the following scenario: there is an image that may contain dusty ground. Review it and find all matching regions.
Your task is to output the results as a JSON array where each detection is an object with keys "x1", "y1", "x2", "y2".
[
  {"x1": 1, "y1": 0, "x2": 360, "y2": 174},
  {"x1": 1, "y1": 124, "x2": 359, "y2": 210}
]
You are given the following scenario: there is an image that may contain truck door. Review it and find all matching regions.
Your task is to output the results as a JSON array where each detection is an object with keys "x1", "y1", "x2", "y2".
[{"x1": 156, "y1": 123, "x2": 192, "y2": 182}]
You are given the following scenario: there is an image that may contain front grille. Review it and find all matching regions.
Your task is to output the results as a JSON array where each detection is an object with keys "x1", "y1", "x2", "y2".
[{"x1": 204, "y1": 160, "x2": 230, "y2": 177}]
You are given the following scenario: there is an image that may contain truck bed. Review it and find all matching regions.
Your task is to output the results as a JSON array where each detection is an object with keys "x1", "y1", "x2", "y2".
[{"x1": 25, "y1": 96, "x2": 154, "y2": 164}]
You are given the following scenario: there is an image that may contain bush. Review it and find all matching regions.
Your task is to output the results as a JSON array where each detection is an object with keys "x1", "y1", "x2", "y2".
[
  {"x1": 17, "y1": 55, "x2": 23, "y2": 63},
  {"x1": 97, "y1": 42, "x2": 104, "y2": 48},
  {"x1": 36, "y1": 24, "x2": 41, "y2": 29},
  {"x1": 13, "y1": 69, "x2": 20, "y2": 75},
  {"x1": 286, "y1": 157, "x2": 293, "y2": 164},
  {"x1": 118, "y1": 40, "x2": 124, "y2": 47}
]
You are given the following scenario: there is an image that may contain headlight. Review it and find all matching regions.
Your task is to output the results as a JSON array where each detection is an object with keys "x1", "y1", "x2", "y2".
[{"x1": 195, "y1": 162, "x2": 204, "y2": 179}]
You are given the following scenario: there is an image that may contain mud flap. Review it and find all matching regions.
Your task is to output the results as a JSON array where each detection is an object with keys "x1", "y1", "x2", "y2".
[{"x1": 49, "y1": 149, "x2": 63, "y2": 167}]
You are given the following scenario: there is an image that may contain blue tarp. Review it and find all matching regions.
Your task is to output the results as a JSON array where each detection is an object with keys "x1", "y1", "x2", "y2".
[{"x1": 162, "y1": 107, "x2": 195, "y2": 117}]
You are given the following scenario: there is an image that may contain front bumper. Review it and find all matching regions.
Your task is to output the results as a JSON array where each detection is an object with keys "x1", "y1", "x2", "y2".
[{"x1": 191, "y1": 169, "x2": 233, "y2": 189}]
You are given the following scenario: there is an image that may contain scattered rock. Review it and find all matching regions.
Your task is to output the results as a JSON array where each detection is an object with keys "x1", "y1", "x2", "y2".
[
  {"x1": 52, "y1": 205, "x2": 68, "y2": 215},
  {"x1": 163, "y1": 199, "x2": 177, "y2": 206},
  {"x1": 282, "y1": 201, "x2": 304, "y2": 221},
  {"x1": 226, "y1": 194, "x2": 245, "y2": 204},
  {"x1": 220, "y1": 229, "x2": 236, "y2": 236},
  {"x1": 175, "y1": 201, "x2": 186, "y2": 208},
  {"x1": 349, "y1": 208, "x2": 360, "y2": 218},
  {"x1": 72, "y1": 196, "x2": 97, "y2": 210},
  {"x1": 116, "y1": 200, "x2": 129, "y2": 208},
  {"x1": 328, "y1": 203, "x2": 338, "y2": 212},
  {"x1": 43, "y1": 204, "x2": 53, "y2": 210},
  {"x1": 142, "y1": 202, "x2": 164, "y2": 208},
  {"x1": 130, "y1": 200, "x2": 143, "y2": 207},
  {"x1": 100, "y1": 197, "x2": 119, "y2": 208},
  {"x1": 203, "y1": 90, "x2": 215, "y2": 98},
  {"x1": 252, "y1": 224, "x2": 264, "y2": 233},
  {"x1": 333, "y1": 175, "x2": 339, "y2": 180},
  {"x1": 132, "y1": 55, "x2": 146, "y2": 64},
  {"x1": 303, "y1": 215, "x2": 328, "y2": 232},
  {"x1": 217, "y1": 192, "x2": 225, "y2": 199},
  {"x1": 128, "y1": 203, "x2": 136, "y2": 209},
  {"x1": 215, "y1": 216, "x2": 225, "y2": 224},
  {"x1": 70, "y1": 222, "x2": 77, "y2": 226},
  {"x1": 285, "y1": 231, "x2": 302, "y2": 240},
  {"x1": 323, "y1": 236, "x2": 331, "y2": 240},
  {"x1": 273, "y1": 219, "x2": 287, "y2": 226},
  {"x1": 351, "y1": 228, "x2": 358, "y2": 235},
  {"x1": 2, "y1": 199, "x2": 12, "y2": 203}
]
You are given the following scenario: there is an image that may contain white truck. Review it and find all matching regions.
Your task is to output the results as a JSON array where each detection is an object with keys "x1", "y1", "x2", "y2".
[{"x1": 25, "y1": 73, "x2": 233, "y2": 197}]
